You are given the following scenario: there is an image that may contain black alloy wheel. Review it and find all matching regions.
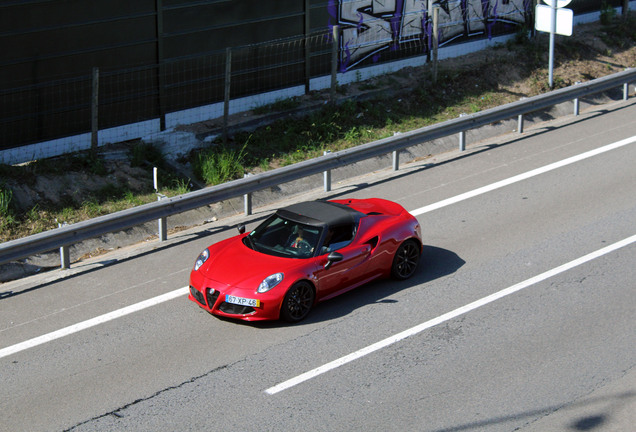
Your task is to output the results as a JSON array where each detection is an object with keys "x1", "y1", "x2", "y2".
[
  {"x1": 280, "y1": 281, "x2": 315, "y2": 322},
  {"x1": 391, "y1": 239, "x2": 420, "y2": 280}
]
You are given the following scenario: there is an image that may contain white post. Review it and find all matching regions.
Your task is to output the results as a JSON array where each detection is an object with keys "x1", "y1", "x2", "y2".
[{"x1": 548, "y1": 3, "x2": 556, "y2": 88}]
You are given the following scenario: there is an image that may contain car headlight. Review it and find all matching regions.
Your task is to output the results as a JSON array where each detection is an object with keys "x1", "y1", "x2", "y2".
[
  {"x1": 194, "y1": 248, "x2": 210, "y2": 271},
  {"x1": 257, "y1": 273, "x2": 284, "y2": 293}
]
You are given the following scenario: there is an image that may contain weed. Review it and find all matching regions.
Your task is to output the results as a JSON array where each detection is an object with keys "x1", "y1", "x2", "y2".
[
  {"x1": 193, "y1": 143, "x2": 247, "y2": 185},
  {"x1": 344, "y1": 126, "x2": 361, "y2": 142},
  {"x1": 170, "y1": 178, "x2": 191, "y2": 196},
  {"x1": 0, "y1": 184, "x2": 13, "y2": 218}
]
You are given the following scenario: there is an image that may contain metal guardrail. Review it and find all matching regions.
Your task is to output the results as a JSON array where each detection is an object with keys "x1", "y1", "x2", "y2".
[{"x1": 1, "y1": 68, "x2": 635, "y2": 268}]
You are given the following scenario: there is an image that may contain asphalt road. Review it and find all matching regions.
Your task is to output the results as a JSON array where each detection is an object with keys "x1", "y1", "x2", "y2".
[{"x1": 1, "y1": 99, "x2": 635, "y2": 432}]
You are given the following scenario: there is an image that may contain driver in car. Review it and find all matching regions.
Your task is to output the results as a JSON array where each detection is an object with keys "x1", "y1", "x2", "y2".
[{"x1": 290, "y1": 228, "x2": 305, "y2": 248}]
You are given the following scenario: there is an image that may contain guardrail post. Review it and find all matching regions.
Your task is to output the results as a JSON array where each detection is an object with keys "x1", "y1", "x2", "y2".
[
  {"x1": 154, "y1": 167, "x2": 168, "y2": 241},
  {"x1": 458, "y1": 113, "x2": 467, "y2": 151},
  {"x1": 624, "y1": 68, "x2": 633, "y2": 100},
  {"x1": 244, "y1": 173, "x2": 253, "y2": 215},
  {"x1": 60, "y1": 245, "x2": 70, "y2": 269},
  {"x1": 58, "y1": 221, "x2": 70, "y2": 269},
  {"x1": 573, "y1": 81, "x2": 581, "y2": 115},
  {"x1": 330, "y1": 26, "x2": 339, "y2": 103},
  {"x1": 392, "y1": 150, "x2": 399, "y2": 171},
  {"x1": 518, "y1": 97, "x2": 526, "y2": 133},
  {"x1": 324, "y1": 150, "x2": 332, "y2": 191}
]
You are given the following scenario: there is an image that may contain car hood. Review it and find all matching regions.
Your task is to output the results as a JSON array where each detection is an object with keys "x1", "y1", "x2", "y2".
[{"x1": 199, "y1": 235, "x2": 309, "y2": 289}]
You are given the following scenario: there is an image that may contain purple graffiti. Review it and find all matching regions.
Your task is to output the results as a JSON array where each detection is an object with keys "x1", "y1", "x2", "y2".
[{"x1": 330, "y1": 0, "x2": 530, "y2": 71}]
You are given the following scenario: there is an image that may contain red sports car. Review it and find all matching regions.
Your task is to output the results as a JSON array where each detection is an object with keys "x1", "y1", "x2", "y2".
[{"x1": 188, "y1": 198, "x2": 422, "y2": 322}]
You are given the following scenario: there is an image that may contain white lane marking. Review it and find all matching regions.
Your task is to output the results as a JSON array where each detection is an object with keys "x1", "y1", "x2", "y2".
[
  {"x1": 410, "y1": 135, "x2": 636, "y2": 216},
  {"x1": 0, "y1": 287, "x2": 189, "y2": 359},
  {"x1": 2, "y1": 136, "x2": 635, "y2": 360},
  {"x1": 265, "y1": 234, "x2": 636, "y2": 395}
]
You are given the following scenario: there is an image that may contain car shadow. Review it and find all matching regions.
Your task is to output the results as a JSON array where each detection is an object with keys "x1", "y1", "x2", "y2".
[{"x1": 245, "y1": 244, "x2": 465, "y2": 328}]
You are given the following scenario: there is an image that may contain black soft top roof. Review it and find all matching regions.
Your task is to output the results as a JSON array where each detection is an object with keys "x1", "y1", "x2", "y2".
[{"x1": 276, "y1": 200, "x2": 364, "y2": 227}]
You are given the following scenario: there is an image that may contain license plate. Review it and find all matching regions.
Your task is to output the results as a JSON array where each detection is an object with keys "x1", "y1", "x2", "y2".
[{"x1": 225, "y1": 294, "x2": 261, "y2": 308}]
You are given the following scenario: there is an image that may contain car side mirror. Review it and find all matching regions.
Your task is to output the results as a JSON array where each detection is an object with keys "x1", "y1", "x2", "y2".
[
  {"x1": 324, "y1": 252, "x2": 343, "y2": 270},
  {"x1": 237, "y1": 223, "x2": 246, "y2": 234}
]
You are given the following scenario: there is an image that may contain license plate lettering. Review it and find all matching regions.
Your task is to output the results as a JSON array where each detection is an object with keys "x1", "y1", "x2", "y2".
[{"x1": 226, "y1": 295, "x2": 260, "y2": 308}]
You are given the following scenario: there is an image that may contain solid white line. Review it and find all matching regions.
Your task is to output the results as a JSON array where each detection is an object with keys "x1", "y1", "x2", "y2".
[
  {"x1": 2, "y1": 136, "x2": 634, "y2": 360},
  {"x1": 410, "y1": 135, "x2": 636, "y2": 216},
  {"x1": 264, "y1": 234, "x2": 636, "y2": 395},
  {"x1": 0, "y1": 287, "x2": 189, "y2": 360}
]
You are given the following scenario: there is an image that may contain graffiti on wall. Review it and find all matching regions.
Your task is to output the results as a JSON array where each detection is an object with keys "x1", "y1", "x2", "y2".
[{"x1": 328, "y1": 0, "x2": 531, "y2": 71}]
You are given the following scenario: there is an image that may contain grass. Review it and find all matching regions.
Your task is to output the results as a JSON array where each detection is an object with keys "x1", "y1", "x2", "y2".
[
  {"x1": 192, "y1": 142, "x2": 248, "y2": 185},
  {"x1": 1, "y1": 15, "x2": 635, "y2": 243}
]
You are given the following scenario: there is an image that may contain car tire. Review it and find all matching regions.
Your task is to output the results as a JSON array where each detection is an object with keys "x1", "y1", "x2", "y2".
[
  {"x1": 391, "y1": 239, "x2": 420, "y2": 280},
  {"x1": 280, "y1": 281, "x2": 315, "y2": 323}
]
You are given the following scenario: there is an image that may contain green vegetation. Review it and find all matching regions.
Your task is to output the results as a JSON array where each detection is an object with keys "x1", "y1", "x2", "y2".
[
  {"x1": 0, "y1": 142, "x2": 191, "y2": 242},
  {"x1": 0, "y1": 184, "x2": 15, "y2": 232},
  {"x1": 193, "y1": 143, "x2": 248, "y2": 185}
]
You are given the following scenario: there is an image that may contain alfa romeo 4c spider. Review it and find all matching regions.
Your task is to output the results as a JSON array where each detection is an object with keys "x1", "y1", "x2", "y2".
[{"x1": 188, "y1": 198, "x2": 422, "y2": 322}]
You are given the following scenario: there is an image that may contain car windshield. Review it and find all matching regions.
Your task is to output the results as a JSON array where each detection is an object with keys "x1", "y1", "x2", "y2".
[{"x1": 244, "y1": 215, "x2": 322, "y2": 258}]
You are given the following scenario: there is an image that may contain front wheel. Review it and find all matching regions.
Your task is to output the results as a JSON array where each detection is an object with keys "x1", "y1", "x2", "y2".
[
  {"x1": 280, "y1": 281, "x2": 315, "y2": 322},
  {"x1": 391, "y1": 239, "x2": 421, "y2": 280}
]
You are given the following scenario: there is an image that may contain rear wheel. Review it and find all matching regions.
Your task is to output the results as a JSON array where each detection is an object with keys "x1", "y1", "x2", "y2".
[
  {"x1": 280, "y1": 281, "x2": 315, "y2": 322},
  {"x1": 391, "y1": 239, "x2": 420, "y2": 280}
]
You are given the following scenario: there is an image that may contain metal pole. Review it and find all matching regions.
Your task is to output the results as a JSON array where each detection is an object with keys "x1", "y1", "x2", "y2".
[
  {"x1": 323, "y1": 150, "x2": 332, "y2": 191},
  {"x1": 244, "y1": 173, "x2": 252, "y2": 215},
  {"x1": 432, "y1": 7, "x2": 439, "y2": 84},
  {"x1": 330, "y1": 25, "x2": 339, "y2": 103},
  {"x1": 573, "y1": 82, "x2": 581, "y2": 115},
  {"x1": 154, "y1": 167, "x2": 167, "y2": 241},
  {"x1": 57, "y1": 221, "x2": 70, "y2": 269},
  {"x1": 458, "y1": 113, "x2": 467, "y2": 151},
  {"x1": 392, "y1": 150, "x2": 399, "y2": 171},
  {"x1": 156, "y1": 0, "x2": 166, "y2": 131},
  {"x1": 223, "y1": 47, "x2": 232, "y2": 144},
  {"x1": 91, "y1": 67, "x2": 99, "y2": 152},
  {"x1": 60, "y1": 245, "x2": 70, "y2": 269},
  {"x1": 304, "y1": 0, "x2": 311, "y2": 94},
  {"x1": 518, "y1": 97, "x2": 526, "y2": 132},
  {"x1": 548, "y1": 3, "x2": 556, "y2": 89}
]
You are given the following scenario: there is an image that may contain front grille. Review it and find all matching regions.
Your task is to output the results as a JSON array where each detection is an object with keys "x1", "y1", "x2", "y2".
[
  {"x1": 190, "y1": 286, "x2": 206, "y2": 306},
  {"x1": 218, "y1": 302, "x2": 255, "y2": 315},
  {"x1": 206, "y1": 288, "x2": 220, "y2": 308}
]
